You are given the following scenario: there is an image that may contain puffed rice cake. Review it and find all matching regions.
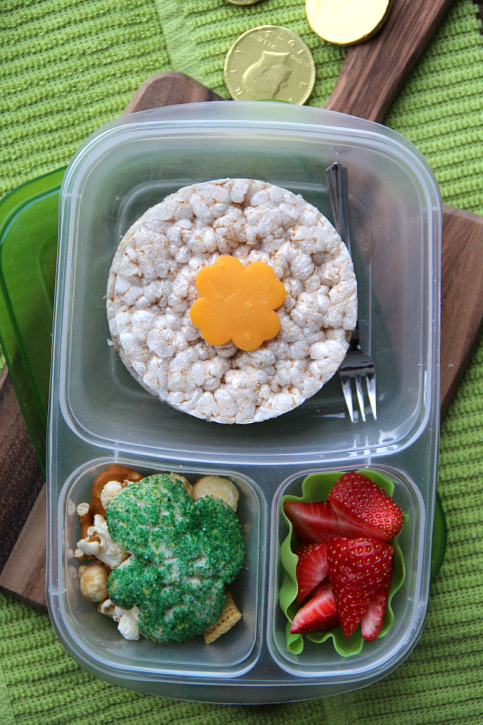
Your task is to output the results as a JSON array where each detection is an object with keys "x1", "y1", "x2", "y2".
[{"x1": 107, "y1": 179, "x2": 357, "y2": 424}]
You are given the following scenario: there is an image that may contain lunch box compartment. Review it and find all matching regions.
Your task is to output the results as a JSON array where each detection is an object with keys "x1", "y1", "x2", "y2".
[
  {"x1": 56, "y1": 102, "x2": 440, "y2": 465},
  {"x1": 55, "y1": 458, "x2": 265, "y2": 679},
  {"x1": 267, "y1": 465, "x2": 426, "y2": 680}
]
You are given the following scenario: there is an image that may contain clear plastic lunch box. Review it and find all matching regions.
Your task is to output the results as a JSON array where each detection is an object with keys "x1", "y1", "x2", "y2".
[{"x1": 47, "y1": 101, "x2": 441, "y2": 704}]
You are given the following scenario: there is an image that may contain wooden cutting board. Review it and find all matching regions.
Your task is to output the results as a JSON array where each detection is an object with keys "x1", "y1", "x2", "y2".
[{"x1": 2, "y1": 0, "x2": 483, "y2": 610}]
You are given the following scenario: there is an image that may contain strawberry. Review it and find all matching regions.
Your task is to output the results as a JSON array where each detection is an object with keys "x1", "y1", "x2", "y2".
[
  {"x1": 283, "y1": 500, "x2": 342, "y2": 544},
  {"x1": 295, "y1": 543, "x2": 329, "y2": 603},
  {"x1": 361, "y1": 562, "x2": 393, "y2": 642},
  {"x1": 328, "y1": 537, "x2": 393, "y2": 638},
  {"x1": 290, "y1": 580, "x2": 339, "y2": 634},
  {"x1": 328, "y1": 472, "x2": 404, "y2": 542}
]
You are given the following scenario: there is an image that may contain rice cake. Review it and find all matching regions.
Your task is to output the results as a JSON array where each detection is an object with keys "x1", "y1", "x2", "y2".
[{"x1": 107, "y1": 179, "x2": 357, "y2": 424}]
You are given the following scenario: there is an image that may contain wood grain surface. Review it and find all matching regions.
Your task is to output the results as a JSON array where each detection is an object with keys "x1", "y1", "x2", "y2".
[
  {"x1": 123, "y1": 71, "x2": 223, "y2": 113},
  {"x1": 0, "y1": 369, "x2": 45, "y2": 607},
  {"x1": 2, "y1": 0, "x2": 483, "y2": 610},
  {"x1": 324, "y1": 0, "x2": 456, "y2": 122},
  {"x1": 441, "y1": 205, "x2": 483, "y2": 414}
]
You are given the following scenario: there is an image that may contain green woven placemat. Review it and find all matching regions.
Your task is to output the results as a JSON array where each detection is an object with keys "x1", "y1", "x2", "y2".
[{"x1": 1, "y1": 0, "x2": 483, "y2": 723}]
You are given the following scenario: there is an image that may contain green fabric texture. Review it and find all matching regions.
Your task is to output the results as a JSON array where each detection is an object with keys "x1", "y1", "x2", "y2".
[
  {"x1": 1, "y1": 0, "x2": 483, "y2": 723},
  {"x1": 1, "y1": 0, "x2": 170, "y2": 198}
]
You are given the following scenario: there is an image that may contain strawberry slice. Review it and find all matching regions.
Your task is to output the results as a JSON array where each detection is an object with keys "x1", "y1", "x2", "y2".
[
  {"x1": 328, "y1": 472, "x2": 404, "y2": 542},
  {"x1": 328, "y1": 537, "x2": 393, "y2": 638},
  {"x1": 295, "y1": 543, "x2": 329, "y2": 603},
  {"x1": 283, "y1": 500, "x2": 342, "y2": 544},
  {"x1": 290, "y1": 580, "x2": 339, "y2": 634},
  {"x1": 361, "y1": 562, "x2": 393, "y2": 642}
]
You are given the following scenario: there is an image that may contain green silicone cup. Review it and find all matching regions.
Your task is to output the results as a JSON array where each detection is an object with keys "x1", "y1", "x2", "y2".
[{"x1": 279, "y1": 470, "x2": 406, "y2": 657}]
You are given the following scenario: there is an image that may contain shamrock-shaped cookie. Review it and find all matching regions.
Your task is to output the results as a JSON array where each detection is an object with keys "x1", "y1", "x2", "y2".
[{"x1": 106, "y1": 474, "x2": 245, "y2": 643}]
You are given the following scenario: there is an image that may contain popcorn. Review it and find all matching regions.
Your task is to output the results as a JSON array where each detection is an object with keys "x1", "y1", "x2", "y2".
[
  {"x1": 107, "y1": 179, "x2": 357, "y2": 424},
  {"x1": 76, "y1": 514, "x2": 129, "y2": 569},
  {"x1": 99, "y1": 599, "x2": 141, "y2": 641},
  {"x1": 100, "y1": 480, "x2": 124, "y2": 509},
  {"x1": 78, "y1": 470, "x2": 244, "y2": 645}
]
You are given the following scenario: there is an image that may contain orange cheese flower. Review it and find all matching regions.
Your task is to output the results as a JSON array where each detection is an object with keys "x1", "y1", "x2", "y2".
[{"x1": 190, "y1": 256, "x2": 286, "y2": 352}]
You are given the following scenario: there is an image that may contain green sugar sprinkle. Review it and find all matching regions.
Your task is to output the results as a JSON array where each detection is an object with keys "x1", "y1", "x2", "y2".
[{"x1": 106, "y1": 474, "x2": 245, "y2": 643}]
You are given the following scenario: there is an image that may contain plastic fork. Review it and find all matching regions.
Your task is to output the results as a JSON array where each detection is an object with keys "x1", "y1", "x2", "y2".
[{"x1": 326, "y1": 162, "x2": 377, "y2": 422}]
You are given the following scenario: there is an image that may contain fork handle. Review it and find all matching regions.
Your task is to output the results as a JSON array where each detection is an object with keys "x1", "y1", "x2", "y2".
[
  {"x1": 326, "y1": 163, "x2": 351, "y2": 256},
  {"x1": 347, "y1": 326, "x2": 361, "y2": 352},
  {"x1": 326, "y1": 164, "x2": 362, "y2": 350}
]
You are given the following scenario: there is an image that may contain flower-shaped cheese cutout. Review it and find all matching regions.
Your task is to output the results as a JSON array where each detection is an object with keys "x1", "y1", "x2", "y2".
[{"x1": 190, "y1": 256, "x2": 286, "y2": 352}]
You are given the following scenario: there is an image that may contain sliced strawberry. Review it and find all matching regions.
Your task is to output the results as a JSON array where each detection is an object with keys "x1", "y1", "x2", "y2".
[
  {"x1": 283, "y1": 500, "x2": 342, "y2": 544},
  {"x1": 328, "y1": 472, "x2": 404, "y2": 542},
  {"x1": 361, "y1": 561, "x2": 393, "y2": 642},
  {"x1": 328, "y1": 537, "x2": 393, "y2": 638},
  {"x1": 290, "y1": 580, "x2": 339, "y2": 634},
  {"x1": 295, "y1": 543, "x2": 329, "y2": 603}
]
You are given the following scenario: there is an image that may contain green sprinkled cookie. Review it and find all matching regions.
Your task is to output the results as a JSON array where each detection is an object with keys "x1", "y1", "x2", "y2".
[{"x1": 105, "y1": 474, "x2": 245, "y2": 643}]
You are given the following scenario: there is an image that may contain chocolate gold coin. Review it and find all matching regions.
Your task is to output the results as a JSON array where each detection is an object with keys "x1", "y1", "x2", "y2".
[
  {"x1": 224, "y1": 25, "x2": 315, "y2": 104},
  {"x1": 306, "y1": 0, "x2": 391, "y2": 46},
  {"x1": 225, "y1": 0, "x2": 262, "y2": 5}
]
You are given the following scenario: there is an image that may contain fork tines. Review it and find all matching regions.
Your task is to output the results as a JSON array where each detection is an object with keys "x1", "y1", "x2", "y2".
[{"x1": 340, "y1": 371, "x2": 377, "y2": 423}]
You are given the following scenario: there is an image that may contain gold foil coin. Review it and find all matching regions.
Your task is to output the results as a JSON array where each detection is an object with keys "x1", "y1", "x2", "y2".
[
  {"x1": 306, "y1": 0, "x2": 391, "y2": 46},
  {"x1": 225, "y1": 0, "x2": 262, "y2": 4},
  {"x1": 224, "y1": 25, "x2": 316, "y2": 104}
]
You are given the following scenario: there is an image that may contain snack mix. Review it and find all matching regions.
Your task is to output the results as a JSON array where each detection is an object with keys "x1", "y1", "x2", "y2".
[{"x1": 76, "y1": 465, "x2": 245, "y2": 644}]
